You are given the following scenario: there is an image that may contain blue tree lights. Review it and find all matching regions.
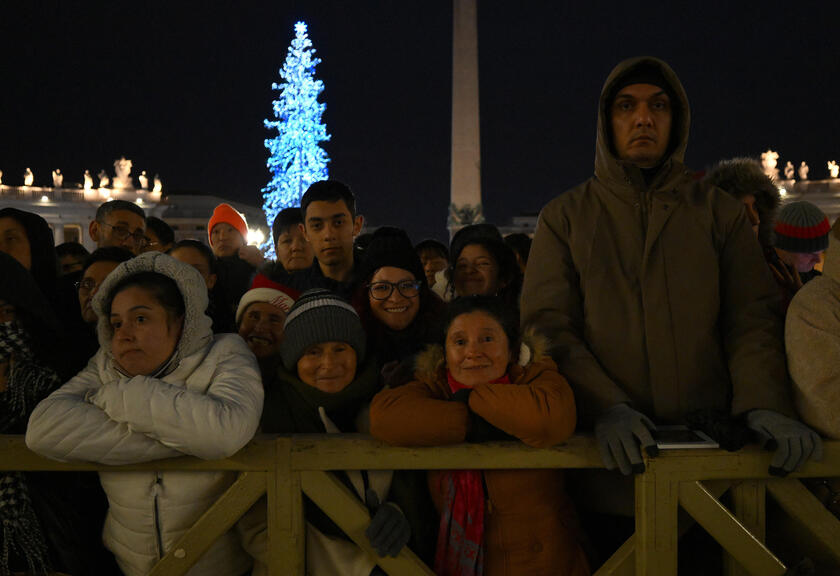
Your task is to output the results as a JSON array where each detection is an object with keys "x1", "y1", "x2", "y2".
[{"x1": 262, "y1": 21, "x2": 330, "y2": 253}]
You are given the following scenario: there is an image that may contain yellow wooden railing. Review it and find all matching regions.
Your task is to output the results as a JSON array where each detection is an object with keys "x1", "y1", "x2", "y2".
[{"x1": 2, "y1": 434, "x2": 839, "y2": 575}]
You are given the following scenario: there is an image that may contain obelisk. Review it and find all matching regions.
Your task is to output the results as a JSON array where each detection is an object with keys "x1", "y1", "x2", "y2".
[{"x1": 448, "y1": 0, "x2": 483, "y2": 238}]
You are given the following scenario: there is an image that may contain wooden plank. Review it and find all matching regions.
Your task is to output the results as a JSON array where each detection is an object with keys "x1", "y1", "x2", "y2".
[
  {"x1": 0, "y1": 434, "x2": 277, "y2": 472},
  {"x1": 292, "y1": 434, "x2": 603, "y2": 470},
  {"x1": 595, "y1": 534, "x2": 635, "y2": 576},
  {"x1": 766, "y1": 478, "x2": 840, "y2": 564},
  {"x1": 266, "y1": 437, "x2": 305, "y2": 576},
  {"x1": 725, "y1": 481, "x2": 766, "y2": 576},
  {"x1": 635, "y1": 464, "x2": 678, "y2": 576},
  {"x1": 300, "y1": 469, "x2": 434, "y2": 576},
  {"x1": 149, "y1": 470, "x2": 267, "y2": 576},
  {"x1": 678, "y1": 480, "x2": 785, "y2": 576}
]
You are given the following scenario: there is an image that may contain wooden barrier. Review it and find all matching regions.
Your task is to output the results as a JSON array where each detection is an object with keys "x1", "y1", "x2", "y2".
[{"x1": 2, "y1": 434, "x2": 839, "y2": 575}]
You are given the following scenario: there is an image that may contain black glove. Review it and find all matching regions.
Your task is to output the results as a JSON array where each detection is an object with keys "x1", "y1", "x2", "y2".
[
  {"x1": 467, "y1": 413, "x2": 516, "y2": 443},
  {"x1": 365, "y1": 489, "x2": 411, "y2": 557},
  {"x1": 594, "y1": 403, "x2": 658, "y2": 475},
  {"x1": 449, "y1": 389, "x2": 514, "y2": 442},
  {"x1": 450, "y1": 388, "x2": 472, "y2": 404},
  {"x1": 745, "y1": 409, "x2": 823, "y2": 476}
]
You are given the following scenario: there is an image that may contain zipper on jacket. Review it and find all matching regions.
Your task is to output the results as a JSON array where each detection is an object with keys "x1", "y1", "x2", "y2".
[{"x1": 153, "y1": 474, "x2": 165, "y2": 559}]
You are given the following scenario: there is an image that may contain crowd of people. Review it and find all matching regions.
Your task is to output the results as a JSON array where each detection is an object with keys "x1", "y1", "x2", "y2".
[{"x1": 1, "y1": 55, "x2": 838, "y2": 575}]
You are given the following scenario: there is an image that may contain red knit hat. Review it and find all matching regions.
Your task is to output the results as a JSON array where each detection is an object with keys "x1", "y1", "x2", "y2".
[{"x1": 207, "y1": 203, "x2": 248, "y2": 246}]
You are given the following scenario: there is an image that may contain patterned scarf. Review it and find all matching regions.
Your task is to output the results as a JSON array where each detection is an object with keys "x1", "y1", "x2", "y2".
[
  {"x1": 433, "y1": 371, "x2": 510, "y2": 576},
  {"x1": 0, "y1": 321, "x2": 60, "y2": 576}
]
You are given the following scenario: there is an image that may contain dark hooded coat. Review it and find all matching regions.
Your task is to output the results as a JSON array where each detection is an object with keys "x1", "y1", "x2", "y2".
[{"x1": 520, "y1": 57, "x2": 792, "y2": 426}]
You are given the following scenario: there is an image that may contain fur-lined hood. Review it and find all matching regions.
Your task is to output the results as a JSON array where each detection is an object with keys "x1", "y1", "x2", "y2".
[
  {"x1": 703, "y1": 157, "x2": 781, "y2": 247},
  {"x1": 413, "y1": 327, "x2": 550, "y2": 385}
]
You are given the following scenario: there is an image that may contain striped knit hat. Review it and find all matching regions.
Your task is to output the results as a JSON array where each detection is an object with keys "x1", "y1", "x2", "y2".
[
  {"x1": 773, "y1": 201, "x2": 830, "y2": 253},
  {"x1": 280, "y1": 289, "x2": 366, "y2": 371}
]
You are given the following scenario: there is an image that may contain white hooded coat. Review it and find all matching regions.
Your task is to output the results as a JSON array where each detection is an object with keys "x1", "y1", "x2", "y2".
[{"x1": 26, "y1": 252, "x2": 263, "y2": 576}]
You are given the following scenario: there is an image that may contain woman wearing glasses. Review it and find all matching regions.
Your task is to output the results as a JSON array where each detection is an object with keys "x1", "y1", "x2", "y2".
[
  {"x1": 356, "y1": 227, "x2": 447, "y2": 379},
  {"x1": 354, "y1": 227, "x2": 447, "y2": 563}
]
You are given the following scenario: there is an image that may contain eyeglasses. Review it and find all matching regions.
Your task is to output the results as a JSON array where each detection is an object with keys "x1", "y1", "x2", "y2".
[
  {"x1": 367, "y1": 280, "x2": 422, "y2": 300},
  {"x1": 99, "y1": 221, "x2": 147, "y2": 246},
  {"x1": 75, "y1": 278, "x2": 98, "y2": 294}
]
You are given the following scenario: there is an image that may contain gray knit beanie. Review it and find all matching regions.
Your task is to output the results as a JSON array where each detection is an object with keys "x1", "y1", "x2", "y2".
[
  {"x1": 280, "y1": 289, "x2": 367, "y2": 371},
  {"x1": 773, "y1": 201, "x2": 830, "y2": 253}
]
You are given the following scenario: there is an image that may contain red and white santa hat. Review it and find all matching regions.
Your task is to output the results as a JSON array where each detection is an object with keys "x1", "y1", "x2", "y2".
[{"x1": 235, "y1": 274, "x2": 300, "y2": 325}]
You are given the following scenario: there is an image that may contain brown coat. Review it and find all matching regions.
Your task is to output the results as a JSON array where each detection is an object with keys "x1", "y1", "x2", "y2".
[
  {"x1": 370, "y1": 342, "x2": 589, "y2": 576},
  {"x1": 520, "y1": 57, "x2": 792, "y2": 426}
]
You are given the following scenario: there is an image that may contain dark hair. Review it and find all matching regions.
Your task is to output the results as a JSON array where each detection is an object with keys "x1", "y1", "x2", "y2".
[
  {"x1": 0, "y1": 252, "x2": 62, "y2": 367},
  {"x1": 56, "y1": 241, "x2": 90, "y2": 260},
  {"x1": 145, "y1": 216, "x2": 175, "y2": 246},
  {"x1": 95, "y1": 199, "x2": 146, "y2": 222},
  {"x1": 504, "y1": 233, "x2": 532, "y2": 266},
  {"x1": 107, "y1": 271, "x2": 185, "y2": 323},
  {"x1": 443, "y1": 295, "x2": 520, "y2": 357},
  {"x1": 415, "y1": 238, "x2": 449, "y2": 260},
  {"x1": 0, "y1": 207, "x2": 58, "y2": 298},
  {"x1": 170, "y1": 239, "x2": 218, "y2": 274},
  {"x1": 354, "y1": 232, "x2": 374, "y2": 253},
  {"x1": 272, "y1": 207, "x2": 304, "y2": 246},
  {"x1": 301, "y1": 180, "x2": 357, "y2": 220},
  {"x1": 81, "y1": 247, "x2": 134, "y2": 276}
]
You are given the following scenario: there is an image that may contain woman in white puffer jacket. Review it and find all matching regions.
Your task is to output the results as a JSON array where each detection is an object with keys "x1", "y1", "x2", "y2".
[{"x1": 26, "y1": 251, "x2": 263, "y2": 576}]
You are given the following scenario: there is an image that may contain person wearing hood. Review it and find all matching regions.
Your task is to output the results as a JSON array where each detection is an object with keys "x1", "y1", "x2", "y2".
[
  {"x1": 25, "y1": 252, "x2": 263, "y2": 576},
  {"x1": 2, "y1": 253, "x2": 121, "y2": 575},
  {"x1": 0, "y1": 208, "x2": 83, "y2": 379},
  {"x1": 520, "y1": 58, "x2": 818, "y2": 528},
  {"x1": 241, "y1": 289, "x2": 409, "y2": 576},
  {"x1": 0, "y1": 253, "x2": 68, "y2": 575},
  {"x1": 703, "y1": 157, "x2": 781, "y2": 247},
  {"x1": 446, "y1": 223, "x2": 522, "y2": 310}
]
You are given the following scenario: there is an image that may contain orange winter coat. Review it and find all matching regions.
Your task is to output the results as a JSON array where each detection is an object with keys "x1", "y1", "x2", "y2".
[{"x1": 370, "y1": 341, "x2": 590, "y2": 576}]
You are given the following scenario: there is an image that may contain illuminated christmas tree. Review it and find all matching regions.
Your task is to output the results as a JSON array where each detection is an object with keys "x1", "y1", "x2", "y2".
[{"x1": 262, "y1": 21, "x2": 330, "y2": 254}]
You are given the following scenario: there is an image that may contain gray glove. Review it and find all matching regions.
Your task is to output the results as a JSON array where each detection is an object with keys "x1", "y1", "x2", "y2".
[
  {"x1": 595, "y1": 403, "x2": 658, "y2": 475},
  {"x1": 745, "y1": 409, "x2": 823, "y2": 476},
  {"x1": 365, "y1": 489, "x2": 411, "y2": 557}
]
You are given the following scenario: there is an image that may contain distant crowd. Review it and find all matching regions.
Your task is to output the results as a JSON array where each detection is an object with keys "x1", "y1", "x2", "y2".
[{"x1": 1, "y1": 56, "x2": 839, "y2": 576}]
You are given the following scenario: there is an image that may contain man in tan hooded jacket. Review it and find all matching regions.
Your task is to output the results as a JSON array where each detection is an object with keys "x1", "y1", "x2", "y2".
[{"x1": 521, "y1": 57, "x2": 821, "y2": 481}]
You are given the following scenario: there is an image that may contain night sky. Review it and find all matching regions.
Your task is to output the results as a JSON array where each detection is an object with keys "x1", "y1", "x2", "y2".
[{"x1": 3, "y1": 1, "x2": 838, "y2": 243}]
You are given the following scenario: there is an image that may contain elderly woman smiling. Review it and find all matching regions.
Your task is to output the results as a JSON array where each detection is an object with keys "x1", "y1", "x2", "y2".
[{"x1": 370, "y1": 295, "x2": 590, "y2": 576}]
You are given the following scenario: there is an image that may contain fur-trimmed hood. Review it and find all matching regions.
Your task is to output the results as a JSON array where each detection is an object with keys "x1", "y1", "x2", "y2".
[
  {"x1": 703, "y1": 157, "x2": 781, "y2": 247},
  {"x1": 413, "y1": 327, "x2": 550, "y2": 385}
]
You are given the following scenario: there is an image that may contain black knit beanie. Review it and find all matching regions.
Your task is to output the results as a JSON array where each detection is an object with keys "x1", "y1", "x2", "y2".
[
  {"x1": 359, "y1": 226, "x2": 425, "y2": 283},
  {"x1": 773, "y1": 201, "x2": 830, "y2": 253},
  {"x1": 281, "y1": 289, "x2": 367, "y2": 371}
]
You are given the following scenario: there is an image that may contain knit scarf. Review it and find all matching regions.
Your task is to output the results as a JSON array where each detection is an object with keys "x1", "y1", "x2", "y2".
[
  {"x1": 433, "y1": 371, "x2": 510, "y2": 576},
  {"x1": 0, "y1": 321, "x2": 60, "y2": 576}
]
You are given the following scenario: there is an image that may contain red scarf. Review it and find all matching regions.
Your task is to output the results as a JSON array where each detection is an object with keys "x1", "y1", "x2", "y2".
[{"x1": 434, "y1": 371, "x2": 511, "y2": 576}]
